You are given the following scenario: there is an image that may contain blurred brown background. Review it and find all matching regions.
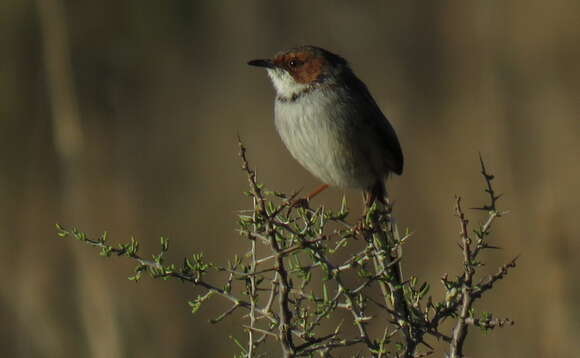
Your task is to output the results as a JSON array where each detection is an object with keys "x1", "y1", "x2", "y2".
[{"x1": 1, "y1": 0, "x2": 579, "y2": 357}]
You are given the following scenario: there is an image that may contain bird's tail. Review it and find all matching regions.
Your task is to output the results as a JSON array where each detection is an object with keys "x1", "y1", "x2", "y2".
[{"x1": 366, "y1": 180, "x2": 387, "y2": 206}]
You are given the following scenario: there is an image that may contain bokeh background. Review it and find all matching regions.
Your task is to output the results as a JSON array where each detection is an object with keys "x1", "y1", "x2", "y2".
[{"x1": 1, "y1": 1, "x2": 579, "y2": 357}]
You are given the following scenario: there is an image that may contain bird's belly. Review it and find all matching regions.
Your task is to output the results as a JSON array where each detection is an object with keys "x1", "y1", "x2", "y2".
[{"x1": 274, "y1": 100, "x2": 375, "y2": 188}]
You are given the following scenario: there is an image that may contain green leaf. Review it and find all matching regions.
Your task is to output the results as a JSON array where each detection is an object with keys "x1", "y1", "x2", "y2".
[
  {"x1": 188, "y1": 292, "x2": 213, "y2": 314},
  {"x1": 99, "y1": 231, "x2": 108, "y2": 243},
  {"x1": 229, "y1": 335, "x2": 248, "y2": 355},
  {"x1": 160, "y1": 236, "x2": 169, "y2": 252},
  {"x1": 419, "y1": 282, "x2": 430, "y2": 299}
]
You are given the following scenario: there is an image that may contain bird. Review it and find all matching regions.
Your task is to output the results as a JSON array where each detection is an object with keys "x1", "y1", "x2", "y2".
[{"x1": 248, "y1": 45, "x2": 403, "y2": 205}]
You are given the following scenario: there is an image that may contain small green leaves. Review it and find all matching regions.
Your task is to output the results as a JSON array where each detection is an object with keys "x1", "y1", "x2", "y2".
[
  {"x1": 56, "y1": 223, "x2": 68, "y2": 238},
  {"x1": 99, "y1": 231, "x2": 108, "y2": 243},
  {"x1": 53, "y1": 150, "x2": 515, "y2": 358},
  {"x1": 128, "y1": 237, "x2": 139, "y2": 256},
  {"x1": 128, "y1": 264, "x2": 147, "y2": 281},
  {"x1": 419, "y1": 282, "x2": 430, "y2": 299},
  {"x1": 160, "y1": 236, "x2": 169, "y2": 252},
  {"x1": 99, "y1": 245, "x2": 113, "y2": 257},
  {"x1": 190, "y1": 253, "x2": 209, "y2": 273},
  {"x1": 188, "y1": 291, "x2": 214, "y2": 314}
]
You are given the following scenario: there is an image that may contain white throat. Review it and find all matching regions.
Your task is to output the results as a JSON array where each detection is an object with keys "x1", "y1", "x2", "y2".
[{"x1": 266, "y1": 68, "x2": 310, "y2": 99}]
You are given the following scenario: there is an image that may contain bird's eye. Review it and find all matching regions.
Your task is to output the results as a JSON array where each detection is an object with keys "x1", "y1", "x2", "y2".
[{"x1": 288, "y1": 59, "x2": 303, "y2": 68}]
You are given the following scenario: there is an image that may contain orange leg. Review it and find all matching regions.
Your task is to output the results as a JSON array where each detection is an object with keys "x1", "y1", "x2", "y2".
[
  {"x1": 305, "y1": 184, "x2": 330, "y2": 201},
  {"x1": 289, "y1": 184, "x2": 330, "y2": 208}
]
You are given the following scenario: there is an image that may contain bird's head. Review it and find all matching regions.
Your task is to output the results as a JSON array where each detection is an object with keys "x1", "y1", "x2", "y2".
[{"x1": 248, "y1": 46, "x2": 349, "y2": 99}]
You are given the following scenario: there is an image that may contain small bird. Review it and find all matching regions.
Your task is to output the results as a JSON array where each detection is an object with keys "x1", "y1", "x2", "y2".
[{"x1": 248, "y1": 46, "x2": 403, "y2": 205}]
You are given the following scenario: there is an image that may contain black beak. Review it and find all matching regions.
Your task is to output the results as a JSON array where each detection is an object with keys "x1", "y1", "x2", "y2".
[{"x1": 247, "y1": 59, "x2": 275, "y2": 69}]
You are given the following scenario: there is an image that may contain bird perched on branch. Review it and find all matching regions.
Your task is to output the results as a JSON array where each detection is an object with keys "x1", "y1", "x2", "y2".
[{"x1": 248, "y1": 46, "x2": 403, "y2": 205}]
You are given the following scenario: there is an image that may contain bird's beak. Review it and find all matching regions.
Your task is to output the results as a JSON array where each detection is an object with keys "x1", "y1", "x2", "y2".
[{"x1": 247, "y1": 59, "x2": 275, "y2": 69}]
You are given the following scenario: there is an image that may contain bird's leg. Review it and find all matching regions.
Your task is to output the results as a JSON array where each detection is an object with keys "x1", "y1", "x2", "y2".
[
  {"x1": 306, "y1": 183, "x2": 330, "y2": 200},
  {"x1": 289, "y1": 184, "x2": 330, "y2": 208}
]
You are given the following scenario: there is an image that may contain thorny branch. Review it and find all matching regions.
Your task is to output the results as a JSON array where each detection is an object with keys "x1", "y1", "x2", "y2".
[
  {"x1": 247, "y1": 226, "x2": 258, "y2": 356},
  {"x1": 57, "y1": 142, "x2": 517, "y2": 358},
  {"x1": 449, "y1": 196, "x2": 476, "y2": 357},
  {"x1": 240, "y1": 137, "x2": 296, "y2": 357},
  {"x1": 447, "y1": 159, "x2": 518, "y2": 358}
]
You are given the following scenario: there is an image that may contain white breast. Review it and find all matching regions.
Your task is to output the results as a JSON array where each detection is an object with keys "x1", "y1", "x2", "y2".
[{"x1": 274, "y1": 88, "x2": 376, "y2": 189}]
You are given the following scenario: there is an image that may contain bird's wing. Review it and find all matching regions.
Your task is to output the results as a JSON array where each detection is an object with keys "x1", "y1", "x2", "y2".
[{"x1": 344, "y1": 74, "x2": 404, "y2": 175}]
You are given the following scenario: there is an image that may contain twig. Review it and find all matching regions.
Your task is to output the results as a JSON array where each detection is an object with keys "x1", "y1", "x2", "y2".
[
  {"x1": 239, "y1": 138, "x2": 296, "y2": 357},
  {"x1": 367, "y1": 203, "x2": 417, "y2": 357},
  {"x1": 472, "y1": 154, "x2": 502, "y2": 212},
  {"x1": 248, "y1": 212, "x2": 258, "y2": 357},
  {"x1": 58, "y1": 148, "x2": 517, "y2": 357},
  {"x1": 211, "y1": 303, "x2": 242, "y2": 324},
  {"x1": 449, "y1": 196, "x2": 474, "y2": 358},
  {"x1": 243, "y1": 325, "x2": 279, "y2": 340},
  {"x1": 464, "y1": 316, "x2": 515, "y2": 330},
  {"x1": 473, "y1": 256, "x2": 519, "y2": 300}
]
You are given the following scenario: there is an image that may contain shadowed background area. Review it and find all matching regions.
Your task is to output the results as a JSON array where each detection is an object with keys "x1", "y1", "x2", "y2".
[{"x1": 1, "y1": 1, "x2": 579, "y2": 357}]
